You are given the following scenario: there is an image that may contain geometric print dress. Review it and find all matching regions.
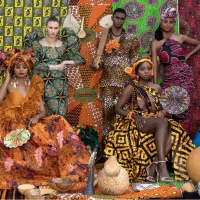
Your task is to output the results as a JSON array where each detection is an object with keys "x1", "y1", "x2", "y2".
[
  {"x1": 24, "y1": 28, "x2": 85, "y2": 118},
  {"x1": 104, "y1": 81, "x2": 195, "y2": 182}
]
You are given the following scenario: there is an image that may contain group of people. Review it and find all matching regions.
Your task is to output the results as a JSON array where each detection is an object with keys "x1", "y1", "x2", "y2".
[
  {"x1": 0, "y1": 17, "x2": 88, "y2": 188},
  {"x1": 94, "y1": 7, "x2": 199, "y2": 182},
  {"x1": 0, "y1": 6, "x2": 199, "y2": 189}
]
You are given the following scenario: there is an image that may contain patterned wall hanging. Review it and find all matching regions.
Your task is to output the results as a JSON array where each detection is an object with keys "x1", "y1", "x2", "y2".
[
  {"x1": 0, "y1": 0, "x2": 68, "y2": 52},
  {"x1": 112, "y1": 0, "x2": 179, "y2": 56}
]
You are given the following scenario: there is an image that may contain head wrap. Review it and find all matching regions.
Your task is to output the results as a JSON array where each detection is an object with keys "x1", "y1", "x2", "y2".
[
  {"x1": 5, "y1": 48, "x2": 35, "y2": 71},
  {"x1": 124, "y1": 57, "x2": 154, "y2": 78},
  {"x1": 160, "y1": 7, "x2": 177, "y2": 22}
]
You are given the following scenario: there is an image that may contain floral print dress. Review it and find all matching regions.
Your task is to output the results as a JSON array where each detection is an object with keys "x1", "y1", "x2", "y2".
[{"x1": 0, "y1": 75, "x2": 89, "y2": 189}]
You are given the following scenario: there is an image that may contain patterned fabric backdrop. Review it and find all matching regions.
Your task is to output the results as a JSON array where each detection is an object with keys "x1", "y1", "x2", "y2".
[
  {"x1": 0, "y1": 0, "x2": 68, "y2": 51},
  {"x1": 0, "y1": 0, "x2": 199, "y2": 138},
  {"x1": 112, "y1": 0, "x2": 178, "y2": 56},
  {"x1": 178, "y1": 0, "x2": 200, "y2": 137}
]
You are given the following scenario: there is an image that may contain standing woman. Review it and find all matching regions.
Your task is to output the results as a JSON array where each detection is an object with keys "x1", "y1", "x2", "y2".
[
  {"x1": 24, "y1": 16, "x2": 85, "y2": 118},
  {"x1": 151, "y1": 8, "x2": 200, "y2": 132}
]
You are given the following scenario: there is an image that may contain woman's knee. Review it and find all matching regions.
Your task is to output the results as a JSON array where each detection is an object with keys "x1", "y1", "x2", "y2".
[{"x1": 157, "y1": 118, "x2": 168, "y2": 127}]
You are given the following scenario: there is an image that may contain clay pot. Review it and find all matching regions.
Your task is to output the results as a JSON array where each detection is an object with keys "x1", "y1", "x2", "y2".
[
  {"x1": 49, "y1": 178, "x2": 76, "y2": 193},
  {"x1": 18, "y1": 184, "x2": 36, "y2": 195},
  {"x1": 24, "y1": 189, "x2": 57, "y2": 200}
]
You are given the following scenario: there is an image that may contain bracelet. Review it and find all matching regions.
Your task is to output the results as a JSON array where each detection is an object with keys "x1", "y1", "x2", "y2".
[{"x1": 126, "y1": 111, "x2": 136, "y2": 120}]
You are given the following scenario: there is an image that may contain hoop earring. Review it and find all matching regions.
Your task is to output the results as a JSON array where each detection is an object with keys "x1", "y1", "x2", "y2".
[
  {"x1": 135, "y1": 75, "x2": 139, "y2": 81},
  {"x1": 11, "y1": 75, "x2": 18, "y2": 88},
  {"x1": 25, "y1": 75, "x2": 30, "y2": 87}
]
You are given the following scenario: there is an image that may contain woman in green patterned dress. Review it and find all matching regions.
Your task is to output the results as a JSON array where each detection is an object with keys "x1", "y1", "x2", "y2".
[
  {"x1": 24, "y1": 16, "x2": 85, "y2": 118},
  {"x1": 104, "y1": 57, "x2": 195, "y2": 182}
]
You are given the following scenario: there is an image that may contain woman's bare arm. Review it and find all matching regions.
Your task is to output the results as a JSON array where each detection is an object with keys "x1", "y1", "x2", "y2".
[
  {"x1": 0, "y1": 71, "x2": 10, "y2": 103},
  {"x1": 151, "y1": 40, "x2": 159, "y2": 84}
]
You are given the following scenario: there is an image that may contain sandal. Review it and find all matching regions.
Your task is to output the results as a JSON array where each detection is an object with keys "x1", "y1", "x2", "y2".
[
  {"x1": 156, "y1": 161, "x2": 173, "y2": 182},
  {"x1": 146, "y1": 161, "x2": 157, "y2": 183}
]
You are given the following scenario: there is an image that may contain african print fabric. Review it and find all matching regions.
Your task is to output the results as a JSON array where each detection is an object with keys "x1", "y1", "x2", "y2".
[
  {"x1": 0, "y1": 0, "x2": 69, "y2": 51},
  {"x1": 112, "y1": 0, "x2": 179, "y2": 56},
  {"x1": 158, "y1": 38, "x2": 194, "y2": 133},
  {"x1": 66, "y1": 0, "x2": 112, "y2": 138},
  {"x1": 0, "y1": 75, "x2": 90, "y2": 189},
  {"x1": 24, "y1": 28, "x2": 85, "y2": 118},
  {"x1": 98, "y1": 30, "x2": 139, "y2": 136},
  {"x1": 178, "y1": 0, "x2": 200, "y2": 137},
  {"x1": 104, "y1": 80, "x2": 195, "y2": 182}
]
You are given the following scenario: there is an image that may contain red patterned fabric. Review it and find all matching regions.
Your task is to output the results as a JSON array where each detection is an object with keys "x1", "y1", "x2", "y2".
[
  {"x1": 178, "y1": 1, "x2": 200, "y2": 137},
  {"x1": 158, "y1": 39, "x2": 194, "y2": 133}
]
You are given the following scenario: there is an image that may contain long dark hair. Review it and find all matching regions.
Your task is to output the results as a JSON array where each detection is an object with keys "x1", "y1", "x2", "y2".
[{"x1": 155, "y1": 25, "x2": 163, "y2": 41}]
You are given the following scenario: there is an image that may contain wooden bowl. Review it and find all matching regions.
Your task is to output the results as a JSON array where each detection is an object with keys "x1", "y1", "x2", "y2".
[
  {"x1": 24, "y1": 188, "x2": 57, "y2": 200},
  {"x1": 49, "y1": 178, "x2": 76, "y2": 193},
  {"x1": 18, "y1": 184, "x2": 35, "y2": 195}
]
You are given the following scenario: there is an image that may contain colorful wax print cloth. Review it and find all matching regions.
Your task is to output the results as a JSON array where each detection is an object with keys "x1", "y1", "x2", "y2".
[
  {"x1": 112, "y1": 0, "x2": 179, "y2": 56},
  {"x1": 0, "y1": 75, "x2": 90, "y2": 189},
  {"x1": 104, "y1": 80, "x2": 195, "y2": 182},
  {"x1": 178, "y1": 0, "x2": 200, "y2": 136},
  {"x1": 158, "y1": 38, "x2": 194, "y2": 133},
  {"x1": 24, "y1": 28, "x2": 85, "y2": 118}
]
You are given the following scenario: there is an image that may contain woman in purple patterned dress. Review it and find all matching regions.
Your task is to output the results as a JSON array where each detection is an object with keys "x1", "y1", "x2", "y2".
[{"x1": 151, "y1": 8, "x2": 200, "y2": 133}]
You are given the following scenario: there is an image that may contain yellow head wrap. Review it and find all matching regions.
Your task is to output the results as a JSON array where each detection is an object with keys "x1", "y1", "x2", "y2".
[{"x1": 124, "y1": 57, "x2": 154, "y2": 78}]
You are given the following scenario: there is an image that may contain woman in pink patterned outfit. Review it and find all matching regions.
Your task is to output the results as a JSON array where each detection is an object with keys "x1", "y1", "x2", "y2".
[{"x1": 151, "y1": 8, "x2": 200, "y2": 133}]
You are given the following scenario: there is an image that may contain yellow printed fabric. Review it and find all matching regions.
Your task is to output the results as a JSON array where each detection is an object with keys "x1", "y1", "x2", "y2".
[
  {"x1": 0, "y1": 0, "x2": 68, "y2": 51},
  {"x1": 104, "y1": 80, "x2": 195, "y2": 182},
  {"x1": 0, "y1": 75, "x2": 90, "y2": 189}
]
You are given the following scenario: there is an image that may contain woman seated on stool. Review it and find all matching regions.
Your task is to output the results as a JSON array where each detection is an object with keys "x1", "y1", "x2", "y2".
[
  {"x1": 0, "y1": 48, "x2": 89, "y2": 189},
  {"x1": 104, "y1": 57, "x2": 195, "y2": 182}
]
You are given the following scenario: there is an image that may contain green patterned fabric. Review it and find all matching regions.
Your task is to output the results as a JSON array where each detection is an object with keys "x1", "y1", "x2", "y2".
[
  {"x1": 112, "y1": 0, "x2": 178, "y2": 56},
  {"x1": 24, "y1": 27, "x2": 85, "y2": 118}
]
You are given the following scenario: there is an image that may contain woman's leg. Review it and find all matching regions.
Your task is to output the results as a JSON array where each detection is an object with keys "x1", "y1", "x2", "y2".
[{"x1": 137, "y1": 117, "x2": 171, "y2": 179}]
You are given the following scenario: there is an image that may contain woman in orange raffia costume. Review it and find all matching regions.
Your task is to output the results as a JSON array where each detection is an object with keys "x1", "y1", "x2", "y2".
[{"x1": 0, "y1": 49, "x2": 90, "y2": 189}]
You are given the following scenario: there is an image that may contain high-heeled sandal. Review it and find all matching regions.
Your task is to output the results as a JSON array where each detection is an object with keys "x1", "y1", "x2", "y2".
[
  {"x1": 156, "y1": 161, "x2": 173, "y2": 182},
  {"x1": 146, "y1": 161, "x2": 157, "y2": 182}
]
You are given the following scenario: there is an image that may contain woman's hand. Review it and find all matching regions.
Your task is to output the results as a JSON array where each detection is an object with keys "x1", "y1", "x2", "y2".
[
  {"x1": 61, "y1": 60, "x2": 75, "y2": 65},
  {"x1": 157, "y1": 109, "x2": 167, "y2": 118},
  {"x1": 185, "y1": 54, "x2": 191, "y2": 62},
  {"x1": 57, "y1": 64, "x2": 65, "y2": 71},
  {"x1": 133, "y1": 114, "x2": 145, "y2": 129},
  {"x1": 49, "y1": 64, "x2": 65, "y2": 71},
  {"x1": 5, "y1": 69, "x2": 11, "y2": 83},
  {"x1": 30, "y1": 115, "x2": 40, "y2": 125}
]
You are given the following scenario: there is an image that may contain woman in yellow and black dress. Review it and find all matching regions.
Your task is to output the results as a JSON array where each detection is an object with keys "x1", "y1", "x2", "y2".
[{"x1": 104, "y1": 57, "x2": 195, "y2": 182}]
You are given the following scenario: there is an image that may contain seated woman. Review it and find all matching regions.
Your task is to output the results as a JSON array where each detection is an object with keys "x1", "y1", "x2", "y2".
[
  {"x1": 0, "y1": 49, "x2": 89, "y2": 189},
  {"x1": 104, "y1": 57, "x2": 195, "y2": 182}
]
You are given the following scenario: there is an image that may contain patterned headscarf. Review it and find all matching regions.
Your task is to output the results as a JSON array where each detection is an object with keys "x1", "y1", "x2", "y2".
[
  {"x1": 5, "y1": 48, "x2": 35, "y2": 71},
  {"x1": 124, "y1": 57, "x2": 154, "y2": 79},
  {"x1": 160, "y1": 7, "x2": 177, "y2": 22}
]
